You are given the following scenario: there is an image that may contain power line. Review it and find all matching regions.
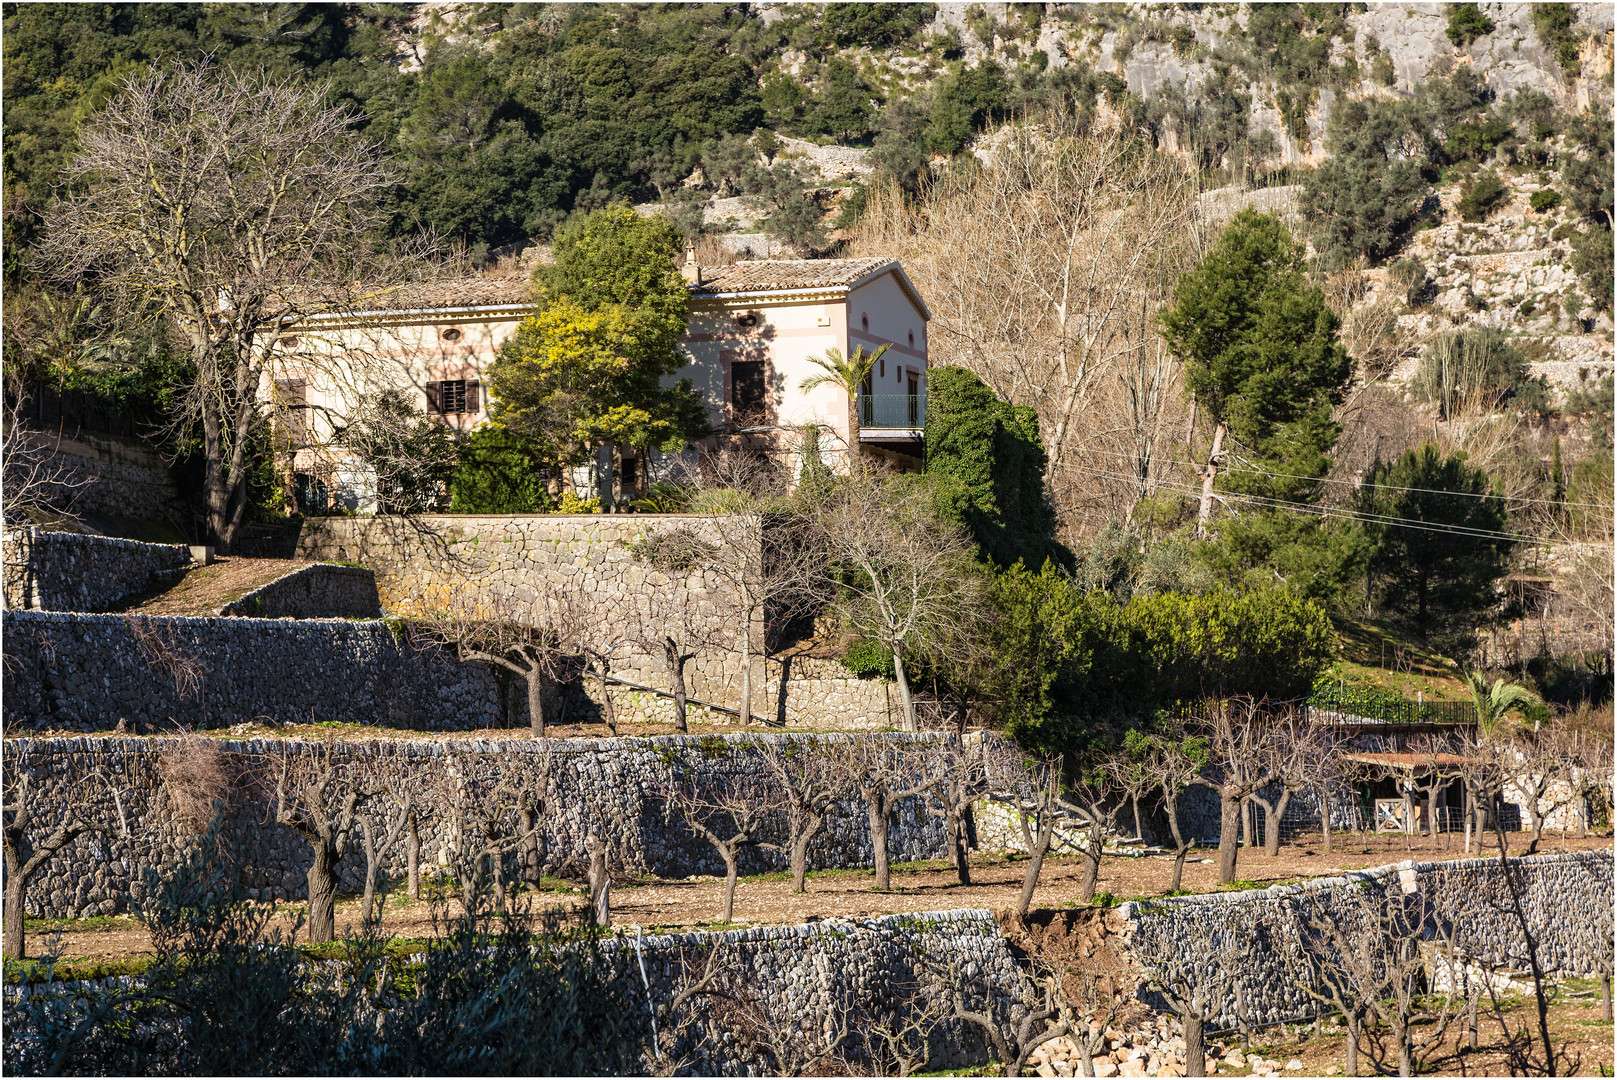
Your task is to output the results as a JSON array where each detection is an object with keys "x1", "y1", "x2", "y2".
[
  {"x1": 1067, "y1": 445, "x2": 1607, "y2": 511},
  {"x1": 1054, "y1": 460, "x2": 1604, "y2": 548}
]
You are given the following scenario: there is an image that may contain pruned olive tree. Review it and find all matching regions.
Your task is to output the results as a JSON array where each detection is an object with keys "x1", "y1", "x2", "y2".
[
  {"x1": 756, "y1": 736, "x2": 844, "y2": 893},
  {"x1": 2, "y1": 745, "x2": 135, "y2": 959},
  {"x1": 39, "y1": 59, "x2": 444, "y2": 550},
  {"x1": 271, "y1": 743, "x2": 360, "y2": 944}
]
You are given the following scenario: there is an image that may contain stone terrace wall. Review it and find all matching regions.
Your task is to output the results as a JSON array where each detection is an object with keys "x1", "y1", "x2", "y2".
[
  {"x1": 1121, "y1": 851, "x2": 1614, "y2": 1032},
  {"x1": 20, "y1": 429, "x2": 189, "y2": 529},
  {"x1": 2, "y1": 529, "x2": 191, "y2": 613},
  {"x1": 9, "y1": 733, "x2": 957, "y2": 918},
  {"x1": 610, "y1": 909, "x2": 1027, "y2": 1074},
  {"x1": 217, "y1": 563, "x2": 382, "y2": 619},
  {"x1": 294, "y1": 515, "x2": 892, "y2": 728},
  {"x1": 1, "y1": 611, "x2": 496, "y2": 732}
]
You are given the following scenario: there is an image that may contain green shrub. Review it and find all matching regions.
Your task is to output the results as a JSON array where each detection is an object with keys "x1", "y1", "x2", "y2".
[
  {"x1": 1411, "y1": 326, "x2": 1530, "y2": 416},
  {"x1": 841, "y1": 637, "x2": 896, "y2": 679},
  {"x1": 1388, "y1": 255, "x2": 1432, "y2": 306},
  {"x1": 1456, "y1": 168, "x2": 1509, "y2": 221},
  {"x1": 1445, "y1": 3, "x2": 1495, "y2": 46},
  {"x1": 448, "y1": 426, "x2": 551, "y2": 514},
  {"x1": 1443, "y1": 115, "x2": 1512, "y2": 160},
  {"x1": 1529, "y1": 189, "x2": 1562, "y2": 212},
  {"x1": 1530, "y1": 3, "x2": 1582, "y2": 76},
  {"x1": 820, "y1": 2, "x2": 935, "y2": 47}
]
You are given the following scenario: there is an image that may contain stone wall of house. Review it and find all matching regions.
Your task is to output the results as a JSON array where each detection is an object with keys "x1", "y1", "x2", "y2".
[
  {"x1": 1, "y1": 611, "x2": 497, "y2": 732},
  {"x1": 2, "y1": 529, "x2": 191, "y2": 613},
  {"x1": 216, "y1": 563, "x2": 382, "y2": 619},
  {"x1": 1120, "y1": 851, "x2": 1614, "y2": 1032},
  {"x1": 9, "y1": 733, "x2": 962, "y2": 918}
]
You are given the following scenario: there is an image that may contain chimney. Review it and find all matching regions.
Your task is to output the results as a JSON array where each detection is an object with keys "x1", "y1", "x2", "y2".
[{"x1": 680, "y1": 241, "x2": 702, "y2": 286}]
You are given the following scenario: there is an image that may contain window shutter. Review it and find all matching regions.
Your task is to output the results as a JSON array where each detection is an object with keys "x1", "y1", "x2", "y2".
[
  {"x1": 466, "y1": 381, "x2": 480, "y2": 413},
  {"x1": 426, "y1": 381, "x2": 441, "y2": 414}
]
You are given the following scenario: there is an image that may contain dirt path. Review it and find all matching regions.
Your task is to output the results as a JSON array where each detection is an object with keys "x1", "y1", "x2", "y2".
[
  {"x1": 117, "y1": 557, "x2": 304, "y2": 616},
  {"x1": 24, "y1": 832, "x2": 1609, "y2": 963}
]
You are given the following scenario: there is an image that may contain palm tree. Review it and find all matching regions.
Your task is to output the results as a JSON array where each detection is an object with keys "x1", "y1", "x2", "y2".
[
  {"x1": 799, "y1": 343, "x2": 891, "y2": 456},
  {"x1": 1461, "y1": 670, "x2": 1543, "y2": 738}
]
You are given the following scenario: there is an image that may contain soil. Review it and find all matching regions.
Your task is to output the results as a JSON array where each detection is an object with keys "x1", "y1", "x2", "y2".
[
  {"x1": 116, "y1": 557, "x2": 307, "y2": 616},
  {"x1": 22, "y1": 831, "x2": 1609, "y2": 962}
]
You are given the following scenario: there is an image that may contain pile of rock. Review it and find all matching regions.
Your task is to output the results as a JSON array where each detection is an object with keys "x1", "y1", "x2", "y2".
[{"x1": 1023, "y1": 1022, "x2": 1312, "y2": 1078}]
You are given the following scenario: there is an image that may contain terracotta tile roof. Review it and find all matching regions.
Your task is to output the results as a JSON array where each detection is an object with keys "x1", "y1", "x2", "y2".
[
  {"x1": 345, "y1": 277, "x2": 533, "y2": 312},
  {"x1": 689, "y1": 258, "x2": 897, "y2": 295}
]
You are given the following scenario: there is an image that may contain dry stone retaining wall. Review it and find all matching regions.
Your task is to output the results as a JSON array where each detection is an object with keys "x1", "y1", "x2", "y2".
[
  {"x1": 18, "y1": 429, "x2": 189, "y2": 530},
  {"x1": 216, "y1": 563, "x2": 382, "y2": 619},
  {"x1": 1121, "y1": 850, "x2": 1614, "y2": 1032},
  {"x1": 2, "y1": 530, "x2": 191, "y2": 613},
  {"x1": 1, "y1": 610, "x2": 497, "y2": 732},
  {"x1": 8, "y1": 733, "x2": 957, "y2": 919}
]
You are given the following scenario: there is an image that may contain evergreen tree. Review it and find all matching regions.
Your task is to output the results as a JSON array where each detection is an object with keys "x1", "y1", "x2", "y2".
[
  {"x1": 450, "y1": 426, "x2": 551, "y2": 513},
  {"x1": 1357, "y1": 441, "x2": 1512, "y2": 642},
  {"x1": 1158, "y1": 209, "x2": 1353, "y2": 521}
]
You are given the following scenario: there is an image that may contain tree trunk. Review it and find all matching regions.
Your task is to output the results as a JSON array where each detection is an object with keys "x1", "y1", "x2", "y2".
[
  {"x1": 4, "y1": 863, "x2": 26, "y2": 960},
  {"x1": 1600, "y1": 974, "x2": 1612, "y2": 1022},
  {"x1": 406, "y1": 811, "x2": 420, "y2": 900},
  {"x1": 360, "y1": 818, "x2": 380, "y2": 924},
  {"x1": 1133, "y1": 795, "x2": 1144, "y2": 842},
  {"x1": 848, "y1": 391, "x2": 861, "y2": 458},
  {"x1": 892, "y1": 648, "x2": 915, "y2": 732},
  {"x1": 946, "y1": 804, "x2": 971, "y2": 885},
  {"x1": 1217, "y1": 791, "x2": 1242, "y2": 884},
  {"x1": 518, "y1": 799, "x2": 541, "y2": 887},
  {"x1": 306, "y1": 839, "x2": 339, "y2": 943},
  {"x1": 1181, "y1": 1006, "x2": 1205, "y2": 1077},
  {"x1": 721, "y1": 855, "x2": 739, "y2": 923},
  {"x1": 1195, "y1": 422, "x2": 1226, "y2": 536},
  {"x1": 1017, "y1": 825, "x2": 1052, "y2": 916},
  {"x1": 867, "y1": 792, "x2": 891, "y2": 890},
  {"x1": 1467, "y1": 989, "x2": 1480, "y2": 1049},
  {"x1": 665, "y1": 640, "x2": 688, "y2": 733},
  {"x1": 1079, "y1": 824, "x2": 1103, "y2": 902},
  {"x1": 595, "y1": 661, "x2": 616, "y2": 735},
  {"x1": 1345, "y1": 1012, "x2": 1360, "y2": 1076},
  {"x1": 1320, "y1": 782, "x2": 1333, "y2": 854},
  {"x1": 1397, "y1": 1033, "x2": 1412, "y2": 1078},
  {"x1": 527, "y1": 669, "x2": 547, "y2": 736},
  {"x1": 790, "y1": 832, "x2": 812, "y2": 893},
  {"x1": 1171, "y1": 848, "x2": 1188, "y2": 892},
  {"x1": 737, "y1": 641, "x2": 753, "y2": 726},
  {"x1": 587, "y1": 839, "x2": 610, "y2": 927},
  {"x1": 1265, "y1": 789, "x2": 1291, "y2": 857}
]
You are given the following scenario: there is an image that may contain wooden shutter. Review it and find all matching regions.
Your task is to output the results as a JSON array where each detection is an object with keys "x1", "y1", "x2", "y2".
[
  {"x1": 425, "y1": 381, "x2": 441, "y2": 414},
  {"x1": 465, "y1": 381, "x2": 480, "y2": 413}
]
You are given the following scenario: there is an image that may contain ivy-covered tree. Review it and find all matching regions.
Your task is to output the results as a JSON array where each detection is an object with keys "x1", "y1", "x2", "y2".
[
  {"x1": 1357, "y1": 441, "x2": 1513, "y2": 642},
  {"x1": 487, "y1": 207, "x2": 708, "y2": 509},
  {"x1": 923, "y1": 366, "x2": 1059, "y2": 570}
]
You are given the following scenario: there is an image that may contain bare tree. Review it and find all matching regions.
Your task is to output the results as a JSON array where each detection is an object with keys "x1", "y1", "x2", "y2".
[
  {"x1": 1127, "y1": 728, "x2": 1207, "y2": 892},
  {"x1": 584, "y1": 832, "x2": 611, "y2": 927},
  {"x1": 1247, "y1": 713, "x2": 1325, "y2": 857},
  {"x1": 630, "y1": 528, "x2": 726, "y2": 733},
  {"x1": 681, "y1": 452, "x2": 823, "y2": 726},
  {"x1": 1293, "y1": 879, "x2": 1462, "y2": 1078},
  {"x1": 713, "y1": 974, "x2": 856, "y2": 1076},
  {"x1": 1068, "y1": 758, "x2": 1123, "y2": 904},
  {"x1": 353, "y1": 761, "x2": 414, "y2": 925},
  {"x1": 852, "y1": 110, "x2": 1197, "y2": 530},
  {"x1": 660, "y1": 769, "x2": 775, "y2": 923},
  {"x1": 155, "y1": 735, "x2": 233, "y2": 836},
  {"x1": 0, "y1": 384, "x2": 89, "y2": 528},
  {"x1": 3, "y1": 746, "x2": 135, "y2": 959},
  {"x1": 845, "y1": 738, "x2": 933, "y2": 892},
  {"x1": 813, "y1": 463, "x2": 991, "y2": 731},
  {"x1": 949, "y1": 960, "x2": 1073, "y2": 1078},
  {"x1": 1063, "y1": 968, "x2": 1126, "y2": 1079},
  {"x1": 1189, "y1": 701, "x2": 1281, "y2": 884},
  {"x1": 920, "y1": 735, "x2": 994, "y2": 885},
  {"x1": 271, "y1": 743, "x2": 360, "y2": 944},
  {"x1": 756, "y1": 737, "x2": 843, "y2": 893},
  {"x1": 413, "y1": 592, "x2": 578, "y2": 735},
  {"x1": 1514, "y1": 726, "x2": 1584, "y2": 855},
  {"x1": 987, "y1": 749, "x2": 1078, "y2": 916},
  {"x1": 39, "y1": 59, "x2": 444, "y2": 550},
  {"x1": 1129, "y1": 907, "x2": 1247, "y2": 1077},
  {"x1": 426, "y1": 749, "x2": 545, "y2": 915},
  {"x1": 646, "y1": 942, "x2": 733, "y2": 1074}
]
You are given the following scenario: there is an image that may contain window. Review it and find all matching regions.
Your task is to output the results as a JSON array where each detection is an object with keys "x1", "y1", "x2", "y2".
[
  {"x1": 734, "y1": 312, "x2": 759, "y2": 330},
  {"x1": 427, "y1": 379, "x2": 479, "y2": 414},
  {"x1": 730, "y1": 360, "x2": 766, "y2": 423},
  {"x1": 907, "y1": 330, "x2": 914, "y2": 346},
  {"x1": 274, "y1": 379, "x2": 308, "y2": 446},
  {"x1": 441, "y1": 327, "x2": 463, "y2": 342},
  {"x1": 861, "y1": 312, "x2": 868, "y2": 330}
]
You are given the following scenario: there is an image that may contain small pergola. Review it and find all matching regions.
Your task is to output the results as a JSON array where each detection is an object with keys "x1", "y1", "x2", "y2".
[{"x1": 1345, "y1": 751, "x2": 1481, "y2": 834}]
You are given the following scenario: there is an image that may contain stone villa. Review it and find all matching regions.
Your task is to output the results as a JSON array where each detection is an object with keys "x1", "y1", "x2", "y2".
[{"x1": 276, "y1": 254, "x2": 931, "y2": 510}]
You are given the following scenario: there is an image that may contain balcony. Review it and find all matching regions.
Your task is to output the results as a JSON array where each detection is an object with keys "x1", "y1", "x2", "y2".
[{"x1": 857, "y1": 394, "x2": 925, "y2": 432}]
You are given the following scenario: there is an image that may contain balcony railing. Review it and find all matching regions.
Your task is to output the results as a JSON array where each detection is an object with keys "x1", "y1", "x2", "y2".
[{"x1": 858, "y1": 394, "x2": 924, "y2": 429}]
